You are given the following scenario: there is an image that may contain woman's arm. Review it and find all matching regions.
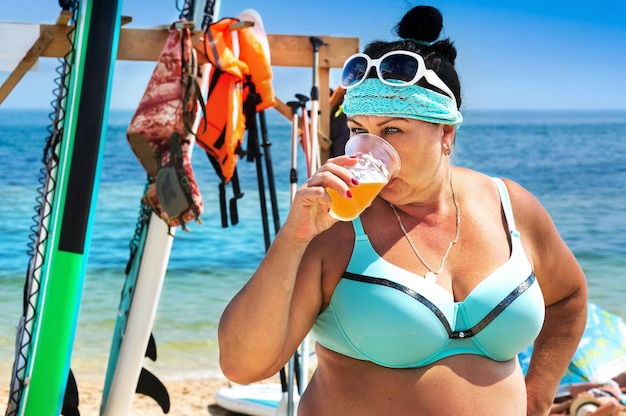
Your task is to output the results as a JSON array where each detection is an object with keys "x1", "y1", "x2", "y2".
[
  {"x1": 218, "y1": 155, "x2": 358, "y2": 383},
  {"x1": 504, "y1": 179, "x2": 588, "y2": 416},
  {"x1": 218, "y1": 226, "x2": 322, "y2": 383}
]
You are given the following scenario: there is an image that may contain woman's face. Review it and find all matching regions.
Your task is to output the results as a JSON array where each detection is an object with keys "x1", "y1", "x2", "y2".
[{"x1": 345, "y1": 115, "x2": 454, "y2": 200}]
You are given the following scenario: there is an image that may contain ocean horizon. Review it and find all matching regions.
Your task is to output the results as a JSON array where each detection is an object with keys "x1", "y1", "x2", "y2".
[{"x1": 1, "y1": 108, "x2": 625, "y2": 386}]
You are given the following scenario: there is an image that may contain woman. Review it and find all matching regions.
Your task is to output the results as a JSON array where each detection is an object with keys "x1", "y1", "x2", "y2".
[{"x1": 218, "y1": 5, "x2": 588, "y2": 415}]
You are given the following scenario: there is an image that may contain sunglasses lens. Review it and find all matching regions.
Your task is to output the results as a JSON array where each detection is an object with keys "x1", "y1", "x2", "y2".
[
  {"x1": 342, "y1": 56, "x2": 369, "y2": 87},
  {"x1": 379, "y1": 55, "x2": 419, "y2": 85}
]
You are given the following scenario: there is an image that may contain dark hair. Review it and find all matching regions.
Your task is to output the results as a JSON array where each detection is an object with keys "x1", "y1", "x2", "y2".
[{"x1": 363, "y1": 5, "x2": 461, "y2": 108}]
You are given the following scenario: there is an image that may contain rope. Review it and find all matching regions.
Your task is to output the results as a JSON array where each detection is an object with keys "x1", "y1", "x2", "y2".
[{"x1": 5, "y1": 1, "x2": 80, "y2": 413}]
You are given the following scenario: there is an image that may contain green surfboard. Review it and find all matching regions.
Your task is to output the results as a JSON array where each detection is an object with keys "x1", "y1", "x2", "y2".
[{"x1": 6, "y1": 1, "x2": 123, "y2": 414}]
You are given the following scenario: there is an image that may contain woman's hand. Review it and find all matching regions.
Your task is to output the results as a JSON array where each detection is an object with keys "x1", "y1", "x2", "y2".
[{"x1": 283, "y1": 155, "x2": 359, "y2": 241}]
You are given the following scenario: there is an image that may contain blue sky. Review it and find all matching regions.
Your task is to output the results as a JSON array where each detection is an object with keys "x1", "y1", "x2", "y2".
[{"x1": 2, "y1": 0, "x2": 625, "y2": 110}]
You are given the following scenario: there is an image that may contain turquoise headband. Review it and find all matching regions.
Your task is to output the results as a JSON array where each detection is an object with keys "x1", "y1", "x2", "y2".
[{"x1": 343, "y1": 78, "x2": 463, "y2": 128}]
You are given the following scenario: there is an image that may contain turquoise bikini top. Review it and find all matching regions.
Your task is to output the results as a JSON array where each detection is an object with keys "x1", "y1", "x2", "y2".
[{"x1": 312, "y1": 178, "x2": 545, "y2": 368}]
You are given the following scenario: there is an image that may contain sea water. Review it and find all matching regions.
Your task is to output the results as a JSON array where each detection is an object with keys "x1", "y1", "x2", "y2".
[{"x1": 0, "y1": 109, "x2": 625, "y2": 383}]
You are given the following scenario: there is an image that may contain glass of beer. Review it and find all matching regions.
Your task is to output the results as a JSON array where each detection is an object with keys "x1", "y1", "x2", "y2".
[{"x1": 327, "y1": 133, "x2": 401, "y2": 221}]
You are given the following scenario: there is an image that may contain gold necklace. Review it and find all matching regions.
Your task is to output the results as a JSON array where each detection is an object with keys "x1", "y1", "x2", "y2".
[{"x1": 389, "y1": 174, "x2": 460, "y2": 283}]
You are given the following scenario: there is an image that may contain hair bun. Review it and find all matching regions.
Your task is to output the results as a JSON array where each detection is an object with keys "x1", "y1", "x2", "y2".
[{"x1": 396, "y1": 5, "x2": 443, "y2": 43}]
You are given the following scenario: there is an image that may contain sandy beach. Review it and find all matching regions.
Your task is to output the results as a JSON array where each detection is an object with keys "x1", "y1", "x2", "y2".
[
  {"x1": 81, "y1": 377, "x2": 237, "y2": 415},
  {"x1": 1, "y1": 376, "x2": 276, "y2": 415}
]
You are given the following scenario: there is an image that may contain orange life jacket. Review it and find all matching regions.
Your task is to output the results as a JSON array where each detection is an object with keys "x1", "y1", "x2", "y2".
[
  {"x1": 196, "y1": 17, "x2": 274, "y2": 185},
  {"x1": 196, "y1": 16, "x2": 275, "y2": 227}
]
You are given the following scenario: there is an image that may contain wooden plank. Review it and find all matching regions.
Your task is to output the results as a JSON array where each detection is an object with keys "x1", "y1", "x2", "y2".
[
  {"x1": 39, "y1": 25, "x2": 161, "y2": 61},
  {"x1": 318, "y1": 67, "x2": 332, "y2": 163},
  {"x1": 55, "y1": 12, "x2": 130, "y2": 27},
  {"x1": 39, "y1": 25, "x2": 359, "y2": 68},
  {"x1": 265, "y1": 34, "x2": 359, "y2": 68},
  {"x1": 273, "y1": 97, "x2": 292, "y2": 121},
  {"x1": 39, "y1": 24, "x2": 74, "y2": 57},
  {"x1": 56, "y1": 11, "x2": 72, "y2": 25},
  {"x1": 0, "y1": 29, "x2": 53, "y2": 105},
  {"x1": 116, "y1": 28, "x2": 170, "y2": 61}
]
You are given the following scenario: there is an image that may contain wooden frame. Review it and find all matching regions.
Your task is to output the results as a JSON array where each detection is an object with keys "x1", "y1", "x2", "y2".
[{"x1": 1, "y1": 18, "x2": 359, "y2": 162}]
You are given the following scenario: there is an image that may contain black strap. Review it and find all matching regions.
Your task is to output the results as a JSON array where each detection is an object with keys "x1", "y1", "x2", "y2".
[
  {"x1": 452, "y1": 273, "x2": 536, "y2": 338},
  {"x1": 229, "y1": 168, "x2": 244, "y2": 226},
  {"x1": 209, "y1": 159, "x2": 244, "y2": 228},
  {"x1": 218, "y1": 182, "x2": 228, "y2": 228},
  {"x1": 342, "y1": 271, "x2": 536, "y2": 338}
]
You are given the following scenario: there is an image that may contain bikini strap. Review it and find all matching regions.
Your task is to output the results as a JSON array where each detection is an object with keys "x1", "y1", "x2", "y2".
[
  {"x1": 352, "y1": 216, "x2": 368, "y2": 240},
  {"x1": 492, "y1": 177, "x2": 518, "y2": 233}
]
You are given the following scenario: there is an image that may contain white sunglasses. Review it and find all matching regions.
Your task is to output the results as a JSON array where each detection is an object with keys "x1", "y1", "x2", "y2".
[{"x1": 341, "y1": 51, "x2": 457, "y2": 105}]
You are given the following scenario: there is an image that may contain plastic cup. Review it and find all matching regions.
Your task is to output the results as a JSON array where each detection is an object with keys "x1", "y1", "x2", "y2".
[{"x1": 327, "y1": 133, "x2": 401, "y2": 221}]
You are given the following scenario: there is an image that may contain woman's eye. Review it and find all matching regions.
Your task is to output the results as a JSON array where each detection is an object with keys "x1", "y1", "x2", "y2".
[{"x1": 347, "y1": 127, "x2": 401, "y2": 135}]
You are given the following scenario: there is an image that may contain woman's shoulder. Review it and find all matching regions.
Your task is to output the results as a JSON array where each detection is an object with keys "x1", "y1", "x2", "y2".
[
  {"x1": 453, "y1": 167, "x2": 502, "y2": 204},
  {"x1": 496, "y1": 177, "x2": 549, "y2": 226},
  {"x1": 454, "y1": 168, "x2": 553, "y2": 233},
  {"x1": 311, "y1": 220, "x2": 356, "y2": 307},
  {"x1": 309, "y1": 220, "x2": 356, "y2": 266},
  {"x1": 452, "y1": 166, "x2": 498, "y2": 188},
  {"x1": 489, "y1": 176, "x2": 564, "y2": 272},
  {"x1": 315, "y1": 219, "x2": 355, "y2": 245},
  {"x1": 453, "y1": 167, "x2": 539, "y2": 209}
]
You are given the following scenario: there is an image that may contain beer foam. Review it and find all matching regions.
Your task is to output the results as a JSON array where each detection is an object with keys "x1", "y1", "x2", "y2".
[{"x1": 351, "y1": 152, "x2": 389, "y2": 182}]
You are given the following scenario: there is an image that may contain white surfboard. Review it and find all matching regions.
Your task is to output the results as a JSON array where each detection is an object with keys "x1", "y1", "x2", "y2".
[
  {"x1": 215, "y1": 384, "x2": 300, "y2": 416},
  {"x1": 100, "y1": 5, "x2": 220, "y2": 414},
  {"x1": 100, "y1": 213, "x2": 175, "y2": 415}
]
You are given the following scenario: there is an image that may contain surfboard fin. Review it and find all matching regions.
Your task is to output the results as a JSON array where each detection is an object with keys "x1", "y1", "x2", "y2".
[
  {"x1": 136, "y1": 367, "x2": 170, "y2": 413},
  {"x1": 146, "y1": 332, "x2": 157, "y2": 361},
  {"x1": 61, "y1": 369, "x2": 80, "y2": 416}
]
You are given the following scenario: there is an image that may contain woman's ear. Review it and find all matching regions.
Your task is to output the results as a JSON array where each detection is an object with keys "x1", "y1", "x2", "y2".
[{"x1": 442, "y1": 124, "x2": 456, "y2": 150}]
